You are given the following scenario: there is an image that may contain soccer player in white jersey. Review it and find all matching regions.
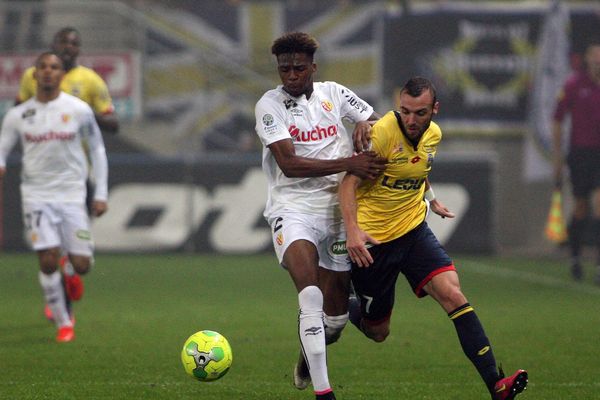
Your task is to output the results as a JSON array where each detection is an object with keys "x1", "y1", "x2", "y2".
[
  {"x1": 254, "y1": 32, "x2": 386, "y2": 400},
  {"x1": 0, "y1": 52, "x2": 108, "y2": 343}
]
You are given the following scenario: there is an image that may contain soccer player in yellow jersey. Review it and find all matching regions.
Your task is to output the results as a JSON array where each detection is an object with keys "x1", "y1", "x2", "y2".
[
  {"x1": 16, "y1": 27, "x2": 119, "y2": 134},
  {"x1": 339, "y1": 77, "x2": 528, "y2": 400}
]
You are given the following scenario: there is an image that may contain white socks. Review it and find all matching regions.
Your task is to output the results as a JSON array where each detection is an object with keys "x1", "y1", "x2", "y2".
[
  {"x1": 39, "y1": 271, "x2": 72, "y2": 328},
  {"x1": 324, "y1": 312, "x2": 349, "y2": 345},
  {"x1": 298, "y1": 285, "x2": 330, "y2": 393}
]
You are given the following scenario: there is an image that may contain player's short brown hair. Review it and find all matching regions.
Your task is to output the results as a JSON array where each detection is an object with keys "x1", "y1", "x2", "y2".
[{"x1": 401, "y1": 76, "x2": 437, "y2": 106}]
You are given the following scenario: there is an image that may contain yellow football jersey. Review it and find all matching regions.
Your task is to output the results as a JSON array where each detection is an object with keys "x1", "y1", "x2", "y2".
[
  {"x1": 17, "y1": 65, "x2": 114, "y2": 115},
  {"x1": 356, "y1": 110, "x2": 442, "y2": 243}
]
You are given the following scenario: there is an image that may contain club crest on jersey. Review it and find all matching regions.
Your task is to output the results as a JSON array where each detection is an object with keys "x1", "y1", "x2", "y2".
[
  {"x1": 411, "y1": 156, "x2": 421, "y2": 164},
  {"x1": 62, "y1": 114, "x2": 71, "y2": 123},
  {"x1": 321, "y1": 100, "x2": 333, "y2": 112},
  {"x1": 22, "y1": 108, "x2": 36, "y2": 120}
]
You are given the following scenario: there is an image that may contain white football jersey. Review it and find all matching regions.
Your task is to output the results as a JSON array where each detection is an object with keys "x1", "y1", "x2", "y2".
[
  {"x1": 255, "y1": 81, "x2": 373, "y2": 217},
  {"x1": 0, "y1": 92, "x2": 108, "y2": 204}
]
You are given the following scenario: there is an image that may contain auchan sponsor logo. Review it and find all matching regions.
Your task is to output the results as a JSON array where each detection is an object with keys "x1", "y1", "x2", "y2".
[
  {"x1": 288, "y1": 124, "x2": 337, "y2": 142},
  {"x1": 24, "y1": 131, "x2": 76, "y2": 143}
]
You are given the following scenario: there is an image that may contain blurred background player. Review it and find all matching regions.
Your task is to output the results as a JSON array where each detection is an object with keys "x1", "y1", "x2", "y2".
[
  {"x1": 339, "y1": 77, "x2": 528, "y2": 400},
  {"x1": 254, "y1": 32, "x2": 386, "y2": 400},
  {"x1": 552, "y1": 38, "x2": 600, "y2": 283},
  {"x1": 15, "y1": 27, "x2": 119, "y2": 314},
  {"x1": 0, "y1": 52, "x2": 109, "y2": 342},
  {"x1": 16, "y1": 27, "x2": 119, "y2": 134}
]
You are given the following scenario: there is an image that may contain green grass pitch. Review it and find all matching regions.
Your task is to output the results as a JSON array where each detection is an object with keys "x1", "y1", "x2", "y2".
[{"x1": 0, "y1": 252, "x2": 599, "y2": 399}]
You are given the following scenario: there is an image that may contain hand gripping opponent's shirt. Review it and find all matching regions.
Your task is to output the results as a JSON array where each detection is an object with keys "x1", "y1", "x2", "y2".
[{"x1": 255, "y1": 81, "x2": 373, "y2": 217}]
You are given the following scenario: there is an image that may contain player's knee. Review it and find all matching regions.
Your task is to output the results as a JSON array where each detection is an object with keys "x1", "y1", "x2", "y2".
[
  {"x1": 364, "y1": 323, "x2": 389, "y2": 343},
  {"x1": 443, "y1": 286, "x2": 467, "y2": 309},
  {"x1": 38, "y1": 249, "x2": 60, "y2": 274},
  {"x1": 324, "y1": 313, "x2": 348, "y2": 345},
  {"x1": 298, "y1": 285, "x2": 323, "y2": 312},
  {"x1": 71, "y1": 255, "x2": 92, "y2": 275}
]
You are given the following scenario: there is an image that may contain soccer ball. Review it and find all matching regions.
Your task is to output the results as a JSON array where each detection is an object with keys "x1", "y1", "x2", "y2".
[{"x1": 181, "y1": 330, "x2": 233, "y2": 381}]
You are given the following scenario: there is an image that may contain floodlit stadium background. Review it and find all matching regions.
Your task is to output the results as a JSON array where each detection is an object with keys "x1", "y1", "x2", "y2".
[{"x1": 1, "y1": 0, "x2": 598, "y2": 256}]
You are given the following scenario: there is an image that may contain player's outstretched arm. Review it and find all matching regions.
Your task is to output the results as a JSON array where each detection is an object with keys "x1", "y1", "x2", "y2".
[{"x1": 425, "y1": 178, "x2": 455, "y2": 219}]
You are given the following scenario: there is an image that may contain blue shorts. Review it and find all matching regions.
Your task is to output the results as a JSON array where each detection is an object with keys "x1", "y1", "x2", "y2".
[{"x1": 351, "y1": 222, "x2": 454, "y2": 323}]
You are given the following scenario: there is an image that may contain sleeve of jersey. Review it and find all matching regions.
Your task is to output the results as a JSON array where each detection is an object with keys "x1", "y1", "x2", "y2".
[
  {"x1": 89, "y1": 72, "x2": 116, "y2": 115},
  {"x1": 254, "y1": 97, "x2": 291, "y2": 147},
  {"x1": 335, "y1": 82, "x2": 373, "y2": 124},
  {"x1": 16, "y1": 68, "x2": 36, "y2": 103},
  {"x1": 0, "y1": 110, "x2": 20, "y2": 167},
  {"x1": 82, "y1": 109, "x2": 109, "y2": 201},
  {"x1": 370, "y1": 124, "x2": 388, "y2": 158}
]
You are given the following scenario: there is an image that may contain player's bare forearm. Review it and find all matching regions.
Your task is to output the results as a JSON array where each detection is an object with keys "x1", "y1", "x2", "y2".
[
  {"x1": 270, "y1": 139, "x2": 386, "y2": 179},
  {"x1": 339, "y1": 174, "x2": 375, "y2": 267},
  {"x1": 95, "y1": 113, "x2": 119, "y2": 135}
]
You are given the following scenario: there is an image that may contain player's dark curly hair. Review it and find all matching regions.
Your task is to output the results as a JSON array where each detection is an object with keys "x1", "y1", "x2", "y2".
[
  {"x1": 53, "y1": 27, "x2": 80, "y2": 43},
  {"x1": 401, "y1": 76, "x2": 437, "y2": 105},
  {"x1": 271, "y1": 32, "x2": 319, "y2": 59}
]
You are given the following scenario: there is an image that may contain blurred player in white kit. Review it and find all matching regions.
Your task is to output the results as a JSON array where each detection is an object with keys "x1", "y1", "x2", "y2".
[{"x1": 0, "y1": 52, "x2": 108, "y2": 342}]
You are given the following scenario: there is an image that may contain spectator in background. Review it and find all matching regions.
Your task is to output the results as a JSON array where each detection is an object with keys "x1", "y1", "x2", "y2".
[
  {"x1": 0, "y1": 52, "x2": 108, "y2": 342},
  {"x1": 16, "y1": 27, "x2": 119, "y2": 315},
  {"x1": 552, "y1": 39, "x2": 600, "y2": 283}
]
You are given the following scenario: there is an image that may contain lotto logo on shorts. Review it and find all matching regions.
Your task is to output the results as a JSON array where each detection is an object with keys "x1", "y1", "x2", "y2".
[{"x1": 331, "y1": 241, "x2": 347, "y2": 255}]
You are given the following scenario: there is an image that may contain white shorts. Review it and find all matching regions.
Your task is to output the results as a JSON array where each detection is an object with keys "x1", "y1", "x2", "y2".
[
  {"x1": 267, "y1": 211, "x2": 350, "y2": 272},
  {"x1": 22, "y1": 202, "x2": 93, "y2": 256}
]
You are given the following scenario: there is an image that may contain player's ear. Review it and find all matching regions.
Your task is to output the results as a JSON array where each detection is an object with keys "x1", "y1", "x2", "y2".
[{"x1": 432, "y1": 100, "x2": 440, "y2": 115}]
